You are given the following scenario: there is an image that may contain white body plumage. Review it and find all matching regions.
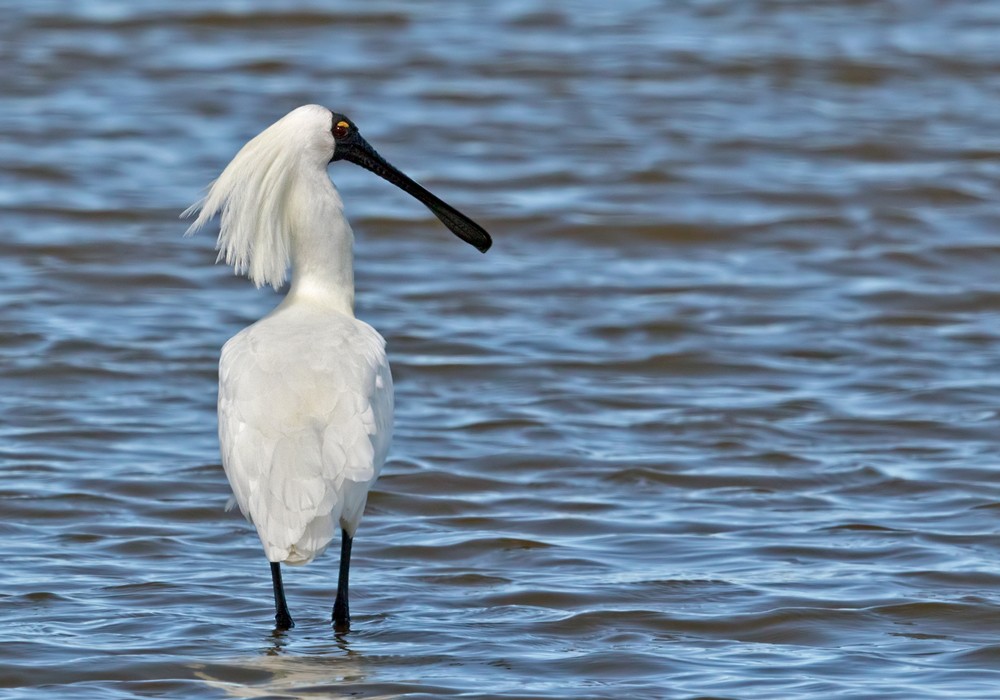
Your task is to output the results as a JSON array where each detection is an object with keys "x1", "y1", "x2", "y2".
[
  {"x1": 218, "y1": 303, "x2": 392, "y2": 564},
  {"x1": 185, "y1": 105, "x2": 393, "y2": 566}
]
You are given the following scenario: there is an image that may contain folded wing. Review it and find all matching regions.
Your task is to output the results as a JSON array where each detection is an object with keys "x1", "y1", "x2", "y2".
[{"x1": 218, "y1": 310, "x2": 393, "y2": 565}]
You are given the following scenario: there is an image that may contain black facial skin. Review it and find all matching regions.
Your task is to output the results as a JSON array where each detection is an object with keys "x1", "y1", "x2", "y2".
[{"x1": 330, "y1": 112, "x2": 492, "y2": 253}]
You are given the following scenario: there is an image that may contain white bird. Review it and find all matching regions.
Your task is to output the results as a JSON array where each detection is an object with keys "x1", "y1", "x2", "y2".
[{"x1": 184, "y1": 105, "x2": 491, "y2": 630}]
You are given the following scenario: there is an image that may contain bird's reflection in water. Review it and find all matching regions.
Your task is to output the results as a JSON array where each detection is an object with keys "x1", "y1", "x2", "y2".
[
  {"x1": 193, "y1": 628, "x2": 367, "y2": 699},
  {"x1": 264, "y1": 626, "x2": 291, "y2": 657}
]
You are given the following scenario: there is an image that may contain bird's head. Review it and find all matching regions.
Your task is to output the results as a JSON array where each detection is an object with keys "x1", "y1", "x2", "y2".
[{"x1": 184, "y1": 105, "x2": 491, "y2": 289}]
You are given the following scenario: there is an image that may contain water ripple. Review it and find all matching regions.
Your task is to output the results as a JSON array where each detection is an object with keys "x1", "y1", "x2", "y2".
[{"x1": 2, "y1": 0, "x2": 1000, "y2": 698}]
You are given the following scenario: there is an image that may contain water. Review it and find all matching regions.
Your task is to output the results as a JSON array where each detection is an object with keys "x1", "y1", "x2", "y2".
[{"x1": 3, "y1": 1, "x2": 1000, "y2": 697}]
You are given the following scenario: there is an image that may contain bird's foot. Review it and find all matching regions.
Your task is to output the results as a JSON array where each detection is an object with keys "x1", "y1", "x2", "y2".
[
  {"x1": 275, "y1": 610, "x2": 295, "y2": 630},
  {"x1": 332, "y1": 601, "x2": 350, "y2": 632}
]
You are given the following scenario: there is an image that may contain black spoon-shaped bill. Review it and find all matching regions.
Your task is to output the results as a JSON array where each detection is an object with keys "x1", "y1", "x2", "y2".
[{"x1": 330, "y1": 117, "x2": 492, "y2": 253}]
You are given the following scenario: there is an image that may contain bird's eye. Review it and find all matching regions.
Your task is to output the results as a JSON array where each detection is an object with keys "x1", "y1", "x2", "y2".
[{"x1": 333, "y1": 120, "x2": 350, "y2": 138}]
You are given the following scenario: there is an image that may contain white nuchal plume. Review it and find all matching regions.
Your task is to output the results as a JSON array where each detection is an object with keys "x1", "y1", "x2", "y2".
[{"x1": 183, "y1": 105, "x2": 335, "y2": 290}]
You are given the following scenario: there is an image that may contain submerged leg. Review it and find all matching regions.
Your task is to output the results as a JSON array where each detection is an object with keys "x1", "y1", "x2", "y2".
[
  {"x1": 332, "y1": 530, "x2": 353, "y2": 630},
  {"x1": 270, "y1": 562, "x2": 294, "y2": 629}
]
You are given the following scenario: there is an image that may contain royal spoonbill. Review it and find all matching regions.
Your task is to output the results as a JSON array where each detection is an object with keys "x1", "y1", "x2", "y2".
[{"x1": 184, "y1": 105, "x2": 491, "y2": 630}]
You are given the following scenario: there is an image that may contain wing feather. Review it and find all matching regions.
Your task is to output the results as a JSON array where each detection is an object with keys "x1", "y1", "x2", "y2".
[{"x1": 218, "y1": 306, "x2": 393, "y2": 564}]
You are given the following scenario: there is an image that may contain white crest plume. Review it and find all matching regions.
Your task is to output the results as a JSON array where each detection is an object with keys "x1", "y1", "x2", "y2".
[{"x1": 183, "y1": 106, "x2": 331, "y2": 289}]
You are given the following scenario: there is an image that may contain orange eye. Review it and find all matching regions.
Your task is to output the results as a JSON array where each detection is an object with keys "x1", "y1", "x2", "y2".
[{"x1": 333, "y1": 120, "x2": 350, "y2": 138}]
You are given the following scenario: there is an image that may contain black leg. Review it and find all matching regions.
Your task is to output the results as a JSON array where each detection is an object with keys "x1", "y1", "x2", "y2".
[
  {"x1": 270, "y1": 562, "x2": 294, "y2": 629},
  {"x1": 332, "y1": 530, "x2": 353, "y2": 630}
]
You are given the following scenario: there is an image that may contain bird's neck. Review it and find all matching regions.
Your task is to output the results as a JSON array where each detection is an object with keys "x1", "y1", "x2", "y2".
[{"x1": 284, "y1": 169, "x2": 356, "y2": 316}]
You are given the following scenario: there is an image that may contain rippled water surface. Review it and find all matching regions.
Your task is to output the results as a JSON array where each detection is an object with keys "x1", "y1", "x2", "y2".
[{"x1": 3, "y1": 1, "x2": 1000, "y2": 698}]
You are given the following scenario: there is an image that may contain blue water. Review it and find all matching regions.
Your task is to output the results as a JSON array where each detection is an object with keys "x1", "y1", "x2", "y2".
[{"x1": 2, "y1": 1, "x2": 1000, "y2": 698}]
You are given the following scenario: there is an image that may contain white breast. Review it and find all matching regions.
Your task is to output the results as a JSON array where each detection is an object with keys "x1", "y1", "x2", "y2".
[{"x1": 218, "y1": 303, "x2": 393, "y2": 565}]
